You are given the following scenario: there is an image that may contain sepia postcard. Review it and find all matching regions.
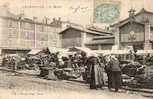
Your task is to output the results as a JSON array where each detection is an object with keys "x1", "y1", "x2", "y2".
[{"x1": 0, "y1": 0, "x2": 153, "y2": 99}]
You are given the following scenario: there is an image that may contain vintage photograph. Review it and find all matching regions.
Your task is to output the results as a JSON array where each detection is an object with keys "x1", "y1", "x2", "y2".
[{"x1": 0, "y1": 0, "x2": 153, "y2": 99}]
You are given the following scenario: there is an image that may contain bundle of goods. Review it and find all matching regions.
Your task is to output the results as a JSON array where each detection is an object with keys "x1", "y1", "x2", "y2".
[
  {"x1": 54, "y1": 67, "x2": 82, "y2": 80},
  {"x1": 121, "y1": 61, "x2": 145, "y2": 77}
]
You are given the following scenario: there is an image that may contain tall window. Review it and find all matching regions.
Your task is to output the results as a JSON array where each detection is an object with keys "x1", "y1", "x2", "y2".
[
  {"x1": 21, "y1": 22, "x2": 34, "y2": 30},
  {"x1": 36, "y1": 24, "x2": 49, "y2": 32},
  {"x1": 37, "y1": 24, "x2": 44, "y2": 32},
  {"x1": 8, "y1": 28, "x2": 18, "y2": 39},
  {"x1": 21, "y1": 30, "x2": 35, "y2": 40}
]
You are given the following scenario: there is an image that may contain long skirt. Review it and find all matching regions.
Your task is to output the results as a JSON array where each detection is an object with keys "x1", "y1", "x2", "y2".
[
  {"x1": 112, "y1": 71, "x2": 122, "y2": 90},
  {"x1": 106, "y1": 71, "x2": 113, "y2": 89},
  {"x1": 90, "y1": 64, "x2": 104, "y2": 89}
]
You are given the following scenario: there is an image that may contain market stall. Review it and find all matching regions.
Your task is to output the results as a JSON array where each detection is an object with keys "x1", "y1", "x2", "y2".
[
  {"x1": 136, "y1": 50, "x2": 153, "y2": 55},
  {"x1": 27, "y1": 49, "x2": 42, "y2": 55}
]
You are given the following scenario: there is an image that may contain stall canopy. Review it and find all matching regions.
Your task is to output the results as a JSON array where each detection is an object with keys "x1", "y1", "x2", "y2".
[
  {"x1": 48, "y1": 47, "x2": 68, "y2": 53},
  {"x1": 93, "y1": 50, "x2": 130, "y2": 55},
  {"x1": 28, "y1": 49, "x2": 42, "y2": 55},
  {"x1": 68, "y1": 47, "x2": 92, "y2": 53},
  {"x1": 92, "y1": 50, "x2": 111, "y2": 54},
  {"x1": 136, "y1": 50, "x2": 153, "y2": 55},
  {"x1": 68, "y1": 47, "x2": 98, "y2": 57},
  {"x1": 48, "y1": 47, "x2": 74, "y2": 58},
  {"x1": 6, "y1": 54, "x2": 19, "y2": 57},
  {"x1": 111, "y1": 50, "x2": 130, "y2": 55}
]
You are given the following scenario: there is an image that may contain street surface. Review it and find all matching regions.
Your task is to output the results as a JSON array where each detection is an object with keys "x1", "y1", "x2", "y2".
[{"x1": 0, "y1": 70, "x2": 152, "y2": 99}]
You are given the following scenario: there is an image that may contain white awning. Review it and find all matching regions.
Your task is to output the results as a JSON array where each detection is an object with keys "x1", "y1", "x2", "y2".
[
  {"x1": 93, "y1": 50, "x2": 129, "y2": 55},
  {"x1": 68, "y1": 47, "x2": 98, "y2": 57},
  {"x1": 92, "y1": 50, "x2": 111, "y2": 54},
  {"x1": 6, "y1": 54, "x2": 19, "y2": 57},
  {"x1": 111, "y1": 50, "x2": 130, "y2": 54},
  {"x1": 28, "y1": 49, "x2": 42, "y2": 55},
  {"x1": 48, "y1": 47, "x2": 69, "y2": 53},
  {"x1": 69, "y1": 47, "x2": 92, "y2": 53},
  {"x1": 112, "y1": 45, "x2": 119, "y2": 50},
  {"x1": 48, "y1": 47, "x2": 71, "y2": 58},
  {"x1": 136, "y1": 50, "x2": 153, "y2": 54}
]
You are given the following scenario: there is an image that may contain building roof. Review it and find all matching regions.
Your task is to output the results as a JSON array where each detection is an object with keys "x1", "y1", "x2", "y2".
[
  {"x1": 28, "y1": 49, "x2": 42, "y2": 55},
  {"x1": 59, "y1": 25, "x2": 112, "y2": 36},
  {"x1": 61, "y1": 21, "x2": 84, "y2": 27},
  {"x1": 0, "y1": 6, "x2": 62, "y2": 27},
  {"x1": 93, "y1": 35, "x2": 115, "y2": 40},
  {"x1": 118, "y1": 20, "x2": 146, "y2": 28},
  {"x1": 86, "y1": 26, "x2": 113, "y2": 35},
  {"x1": 85, "y1": 38, "x2": 114, "y2": 45},
  {"x1": 110, "y1": 8, "x2": 153, "y2": 27},
  {"x1": 116, "y1": 19, "x2": 153, "y2": 29}
]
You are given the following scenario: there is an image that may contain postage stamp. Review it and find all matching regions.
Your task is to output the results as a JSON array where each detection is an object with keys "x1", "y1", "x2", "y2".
[{"x1": 94, "y1": 0, "x2": 121, "y2": 23}]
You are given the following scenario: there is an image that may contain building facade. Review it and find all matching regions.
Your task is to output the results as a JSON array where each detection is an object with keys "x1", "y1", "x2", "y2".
[
  {"x1": 59, "y1": 25, "x2": 113, "y2": 50},
  {"x1": 111, "y1": 8, "x2": 153, "y2": 51},
  {"x1": 85, "y1": 35, "x2": 114, "y2": 50},
  {"x1": 0, "y1": 6, "x2": 62, "y2": 55}
]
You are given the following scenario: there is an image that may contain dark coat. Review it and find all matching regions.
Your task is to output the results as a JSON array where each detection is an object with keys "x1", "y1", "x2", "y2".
[
  {"x1": 110, "y1": 58, "x2": 122, "y2": 89},
  {"x1": 110, "y1": 58, "x2": 121, "y2": 72},
  {"x1": 88, "y1": 57, "x2": 104, "y2": 89}
]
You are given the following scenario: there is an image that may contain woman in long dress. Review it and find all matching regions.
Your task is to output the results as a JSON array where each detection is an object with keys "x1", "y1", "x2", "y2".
[
  {"x1": 88, "y1": 56, "x2": 104, "y2": 89},
  {"x1": 110, "y1": 55, "x2": 122, "y2": 92}
]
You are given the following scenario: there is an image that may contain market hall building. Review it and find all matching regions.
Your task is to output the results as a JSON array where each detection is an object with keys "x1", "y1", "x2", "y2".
[
  {"x1": 111, "y1": 8, "x2": 153, "y2": 51},
  {"x1": 0, "y1": 5, "x2": 62, "y2": 56},
  {"x1": 59, "y1": 25, "x2": 114, "y2": 50}
]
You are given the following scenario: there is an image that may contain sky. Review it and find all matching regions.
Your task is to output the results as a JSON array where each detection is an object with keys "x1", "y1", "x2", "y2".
[{"x1": 0, "y1": 0, "x2": 153, "y2": 27}]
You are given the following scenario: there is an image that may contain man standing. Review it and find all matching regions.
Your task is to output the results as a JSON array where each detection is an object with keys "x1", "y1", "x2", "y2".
[{"x1": 110, "y1": 55, "x2": 122, "y2": 92}]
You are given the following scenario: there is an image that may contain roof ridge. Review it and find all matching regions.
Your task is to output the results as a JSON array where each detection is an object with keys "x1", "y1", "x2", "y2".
[
  {"x1": 59, "y1": 26, "x2": 111, "y2": 36},
  {"x1": 110, "y1": 8, "x2": 153, "y2": 27}
]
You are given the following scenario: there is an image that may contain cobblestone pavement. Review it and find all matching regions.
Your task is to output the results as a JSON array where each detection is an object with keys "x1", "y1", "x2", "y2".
[{"x1": 0, "y1": 70, "x2": 152, "y2": 99}]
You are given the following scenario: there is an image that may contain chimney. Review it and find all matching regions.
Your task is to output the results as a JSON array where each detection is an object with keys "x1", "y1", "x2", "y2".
[
  {"x1": 43, "y1": 17, "x2": 49, "y2": 24},
  {"x1": 128, "y1": 8, "x2": 136, "y2": 23}
]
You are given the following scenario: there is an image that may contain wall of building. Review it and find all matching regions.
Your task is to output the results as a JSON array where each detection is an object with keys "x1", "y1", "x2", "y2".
[
  {"x1": 100, "y1": 44, "x2": 113, "y2": 50},
  {"x1": 86, "y1": 44, "x2": 113, "y2": 50},
  {"x1": 0, "y1": 17, "x2": 19, "y2": 48},
  {"x1": 85, "y1": 33, "x2": 99, "y2": 43},
  {"x1": 61, "y1": 28, "x2": 82, "y2": 48},
  {"x1": 20, "y1": 20, "x2": 35, "y2": 49},
  {"x1": 86, "y1": 45, "x2": 99, "y2": 50},
  {"x1": 0, "y1": 16, "x2": 61, "y2": 52},
  {"x1": 135, "y1": 12, "x2": 153, "y2": 24},
  {"x1": 119, "y1": 22, "x2": 145, "y2": 43}
]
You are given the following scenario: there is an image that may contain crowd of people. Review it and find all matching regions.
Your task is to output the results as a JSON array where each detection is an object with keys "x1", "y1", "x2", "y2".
[
  {"x1": 4, "y1": 50, "x2": 152, "y2": 92},
  {"x1": 55, "y1": 52, "x2": 122, "y2": 92},
  {"x1": 85, "y1": 54, "x2": 122, "y2": 92}
]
